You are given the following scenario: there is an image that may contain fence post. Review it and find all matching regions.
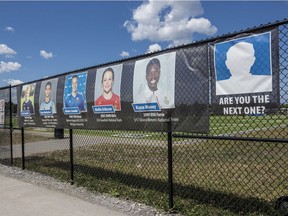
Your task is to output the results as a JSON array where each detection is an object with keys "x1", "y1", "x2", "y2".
[
  {"x1": 9, "y1": 85, "x2": 13, "y2": 165},
  {"x1": 69, "y1": 129, "x2": 74, "y2": 185},
  {"x1": 167, "y1": 111, "x2": 174, "y2": 209},
  {"x1": 21, "y1": 127, "x2": 25, "y2": 170}
]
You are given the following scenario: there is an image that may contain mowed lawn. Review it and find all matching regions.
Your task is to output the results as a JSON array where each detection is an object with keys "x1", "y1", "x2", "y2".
[
  {"x1": 1, "y1": 113, "x2": 287, "y2": 215},
  {"x1": 210, "y1": 114, "x2": 288, "y2": 137}
]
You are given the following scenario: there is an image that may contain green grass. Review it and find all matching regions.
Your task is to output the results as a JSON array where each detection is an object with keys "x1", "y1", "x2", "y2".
[
  {"x1": 0, "y1": 130, "x2": 53, "y2": 146},
  {"x1": 11, "y1": 127, "x2": 288, "y2": 216},
  {"x1": 48, "y1": 114, "x2": 288, "y2": 139},
  {"x1": 4, "y1": 114, "x2": 288, "y2": 215},
  {"x1": 209, "y1": 114, "x2": 288, "y2": 137},
  {"x1": 7, "y1": 114, "x2": 288, "y2": 141}
]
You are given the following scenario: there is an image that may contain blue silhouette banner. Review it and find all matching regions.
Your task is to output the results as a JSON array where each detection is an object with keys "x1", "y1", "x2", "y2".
[{"x1": 211, "y1": 28, "x2": 279, "y2": 115}]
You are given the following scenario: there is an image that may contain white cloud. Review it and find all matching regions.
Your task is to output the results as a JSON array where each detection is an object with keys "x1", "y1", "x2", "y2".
[
  {"x1": 40, "y1": 50, "x2": 53, "y2": 59},
  {"x1": 124, "y1": 0, "x2": 217, "y2": 45},
  {"x1": 0, "y1": 61, "x2": 21, "y2": 73},
  {"x1": 4, "y1": 26, "x2": 15, "y2": 32},
  {"x1": 147, "y1": 44, "x2": 162, "y2": 53},
  {"x1": 3, "y1": 79, "x2": 23, "y2": 86},
  {"x1": 0, "y1": 44, "x2": 17, "y2": 55},
  {"x1": 120, "y1": 51, "x2": 130, "y2": 57}
]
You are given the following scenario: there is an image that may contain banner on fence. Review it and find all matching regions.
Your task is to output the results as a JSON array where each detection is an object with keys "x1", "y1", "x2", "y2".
[
  {"x1": 18, "y1": 45, "x2": 210, "y2": 133},
  {"x1": 17, "y1": 26, "x2": 280, "y2": 132},
  {"x1": 210, "y1": 28, "x2": 280, "y2": 116}
]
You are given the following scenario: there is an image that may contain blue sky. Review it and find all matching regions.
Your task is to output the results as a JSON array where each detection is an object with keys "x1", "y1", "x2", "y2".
[{"x1": 0, "y1": 1, "x2": 287, "y2": 88}]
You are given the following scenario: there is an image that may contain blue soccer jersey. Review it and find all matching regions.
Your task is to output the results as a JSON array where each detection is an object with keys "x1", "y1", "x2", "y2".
[{"x1": 64, "y1": 93, "x2": 85, "y2": 111}]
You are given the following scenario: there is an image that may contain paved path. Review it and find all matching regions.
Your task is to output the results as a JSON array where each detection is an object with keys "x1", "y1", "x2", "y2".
[
  {"x1": 0, "y1": 130, "x2": 201, "y2": 159},
  {"x1": 0, "y1": 174, "x2": 128, "y2": 216},
  {"x1": 9, "y1": 132, "x2": 169, "y2": 158}
]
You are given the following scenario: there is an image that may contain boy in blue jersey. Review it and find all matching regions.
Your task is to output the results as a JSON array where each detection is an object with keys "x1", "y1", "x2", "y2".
[{"x1": 64, "y1": 75, "x2": 85, "y2": 111}]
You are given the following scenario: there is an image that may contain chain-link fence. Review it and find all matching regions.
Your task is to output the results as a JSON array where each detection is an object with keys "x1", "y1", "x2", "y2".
[
  {"x1": 0, "y1": 87, "x2": 12, "y2": 165},
  {"x1": 0, "y1": 20, "x2": 287, "y2": 215}
]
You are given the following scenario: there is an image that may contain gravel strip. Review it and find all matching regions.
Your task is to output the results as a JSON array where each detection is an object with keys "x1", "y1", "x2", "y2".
[{"x1": 0, "y1": 164, "x2": 180, "y2": 216}]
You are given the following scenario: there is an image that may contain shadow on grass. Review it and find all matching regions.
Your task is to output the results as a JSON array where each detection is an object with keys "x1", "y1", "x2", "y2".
[
  {"x1": 10, "y1": 156, "x2": 281, "y2": 215},
  {"x1": 0, "y1": 158, "x2": 12, "y2": 166}
]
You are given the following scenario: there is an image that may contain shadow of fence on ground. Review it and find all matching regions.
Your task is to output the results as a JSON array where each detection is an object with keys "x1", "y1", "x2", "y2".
[{"x1": 15, "y1": 155, "x2": 280, "y2": 215}]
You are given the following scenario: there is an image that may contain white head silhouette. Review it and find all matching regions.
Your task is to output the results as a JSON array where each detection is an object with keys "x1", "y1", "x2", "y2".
[{"x1": 225, "y1": 42, "x2": 256, "y2": 78}]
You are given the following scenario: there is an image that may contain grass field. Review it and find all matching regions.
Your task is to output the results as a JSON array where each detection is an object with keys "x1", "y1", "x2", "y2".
[
  {"x1": 210, "y1": 114, "x2": 288, "y2": 137},
  {"x1": 3, "y1": 113, "x2": 288, "y2": 142},
  {"x1": 1, "y1": 113, "x2": 288, "y2": 215},
  {"x1": 7, "y1": 126, "x2": 287, "y2": 216}
]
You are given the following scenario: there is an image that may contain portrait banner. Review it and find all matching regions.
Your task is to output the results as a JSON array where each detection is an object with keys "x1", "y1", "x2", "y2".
[
  {"x1": 34, "y1": 78, "x2": 59, "y2": 128},
  {"x1": 17, "y1": 45, "x2": 210, "y2": 133},
  {"x1": 129, "y1": 46, "x2": 209, "y2": 133},
  {"x1": 93, "y1": 64, "x2": 122, "y2": 113},
  {"x1": 211, "y1": 27, "x2": 280, "y2": 116},
  {"x1": 19, "y1": 83, "x2": 37, "y2": 127},
  {"x1": 61, "y1": 72, "x2": 89, "y2": 128}
]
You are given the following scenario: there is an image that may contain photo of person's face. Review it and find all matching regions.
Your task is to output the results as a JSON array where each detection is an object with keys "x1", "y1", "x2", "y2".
[
  {"x1": 45, "y1": 84, "x2": 51, "y2": 98},
  {"x1": 24, "y1": 85, "x2": 31, "y2": 101},
  {"x1": 72, "y1": 77, "x2": 78, "y2": 94},
  {"x1": 102, "y1": 70, "x2": 113, "y2": 94},
  {"x1": 146, "y1": 64, "x2": 160, "y2": 91}
]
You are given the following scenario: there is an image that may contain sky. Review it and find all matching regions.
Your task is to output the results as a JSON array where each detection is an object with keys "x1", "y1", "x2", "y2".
[{"x1": 0, "y1": 0, "x2": 287, "y2": 88}]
